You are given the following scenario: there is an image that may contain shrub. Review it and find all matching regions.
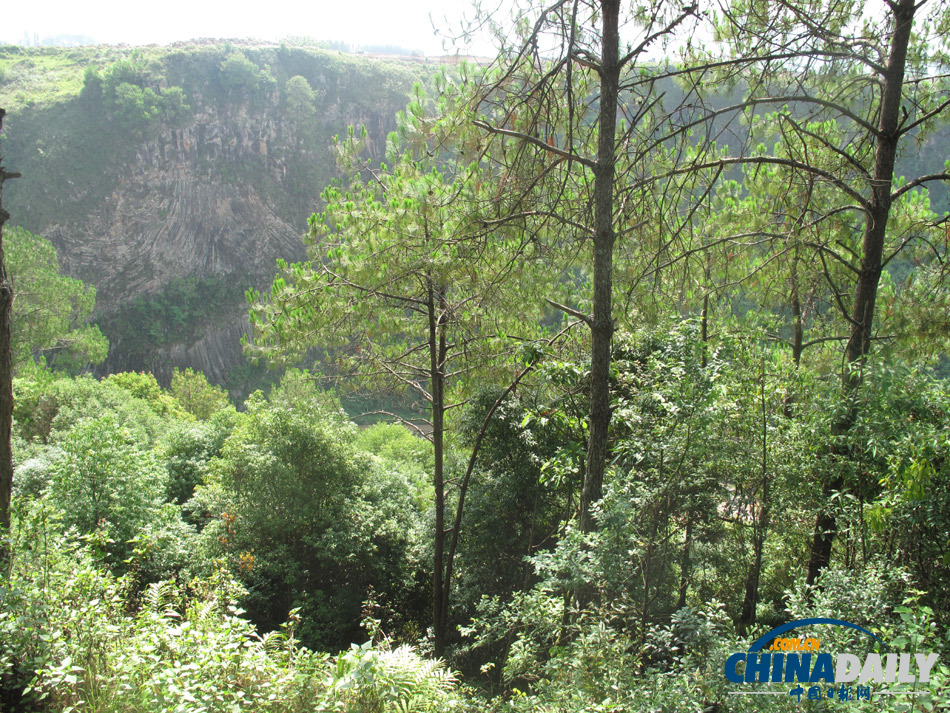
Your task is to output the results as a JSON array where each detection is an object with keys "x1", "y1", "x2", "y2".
[
  {"x1": 44, "y1": 415, "x2": 165, "y2": 567},
  {"x1": 199, "y1": 394, "x2": 424, "y2": 649}
]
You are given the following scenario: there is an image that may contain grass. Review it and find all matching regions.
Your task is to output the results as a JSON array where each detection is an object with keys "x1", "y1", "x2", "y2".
[
  {"x1": 0, "y1": 46, "x2": 91, "y2": 109},
  {"x1": 0, "y1": 40, "x2": 433, "y2": 113}
]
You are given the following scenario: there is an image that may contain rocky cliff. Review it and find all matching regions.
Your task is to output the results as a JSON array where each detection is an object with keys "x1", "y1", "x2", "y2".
[{"x1": 0, "y1": 42, "x2": 427, "y2": 395}]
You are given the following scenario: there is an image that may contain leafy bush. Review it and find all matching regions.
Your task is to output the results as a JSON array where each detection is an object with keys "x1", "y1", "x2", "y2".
[
  {"x1": 0, "y1": 502, "x2": 325, "y2": 712},
  {"x1": 169, "y1": 367, "x2": 231, "y2": 421},
  {"x1": 159, "y1": 85, "x2": 191, "y2": 125},
  {"x1": 326, "y1": 640, "x2": 463, "y2": 712},
  {"x1": 14, "y1": 372, "x2": 182, "y2": 448},
  {"x1": 162, "y1": 417, "x2": 232, "y2": 507},
  {"x1": 111, "y1": 81, "x2": 162, "y2": 131},
  {"x1": 43, "y1": 415, "x2": 165, "y2": 566},
  {"x1": 219, "y1": 53, "x2": 261, "y2": 96},
  {"x1": 198, "y1": 393, "x2": 425, "y2": 650},
  {"x1": 79, "y1": 64, "x2": 102, "y2": 101},
  {"x1": 101, "y1": 58, "x2": 148, "y2": 100},
  {"x1": 105, "y1": 371, "x2": 193, "y2": 421},
  {"x1": 0, "y1": 502, "x2": 464, "y2": 713},
  {"x1": 284, "y1": 74, "x2": 316, "y2": 123}
]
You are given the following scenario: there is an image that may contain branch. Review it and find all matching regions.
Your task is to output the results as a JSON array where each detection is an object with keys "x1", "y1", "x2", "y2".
[
  {"x1": 357, "y1": 410, "x2": 432, "y2": 440},
  {"x1": 545, "y1": 298, "x2": 592, "y2": 326},
  {"x1": 443, "y1": 398, "x2": 473, "y2": 413},
  {"x1": 441, "y1": 319, "x2": 580, "y2": 618},
  {"x1": 473, "y1": 119, "x2": 596, "y2": 169},
  {"x1": 898, "y1": 95, "x2": 950, "y2": 135},
  {"x1": 890, "y1": 172, "x2": 950, "y2": 202},
  {"x1": 618, "y1": 2, "x2": 698, "y2": 68},
  {"x1": 481, "y1": 0, "x2": 575, "y2": 95},
  {"x1": 569, "y1": 49, "x2": 601, "y2": 72},
  {"x1": 632, "y1": 50, "x2": 886, "y2": 88},
  {"x1": 321, "y1": 267, "x2": 428, "y2": 308},
  {"x1": 802, "y1": 335, "x2": 849, "y2": 348},
  {"x1": 642, "y1": 155, "x2": 871, "y2": 210},
  {"x1": 778, "y1": 112, "x2": 872, "y2": 179},
  {"x1": 816, "y1": 247, "x2": 861, "y2": 328},
  {"x1": 801, "y1": 240, "x2": 859, "y2": 274},
  {"x1": 374, "y1": 357, "x2": 433, "y2": 402}
]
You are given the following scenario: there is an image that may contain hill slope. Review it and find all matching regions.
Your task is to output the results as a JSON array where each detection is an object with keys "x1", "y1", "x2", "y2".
[{"x1": 0, "y1": 41, "x2": 428, "y2": 394}]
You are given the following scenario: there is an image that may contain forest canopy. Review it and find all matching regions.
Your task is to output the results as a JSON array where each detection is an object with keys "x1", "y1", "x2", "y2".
[{"x1": 2, "y1": 1, "x2": 950, "y2": 711}]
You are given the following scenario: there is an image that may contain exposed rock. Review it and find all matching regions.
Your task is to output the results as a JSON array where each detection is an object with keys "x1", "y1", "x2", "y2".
[{"x1": 2, "y1": 43, "x2": 421, "y2": 391}]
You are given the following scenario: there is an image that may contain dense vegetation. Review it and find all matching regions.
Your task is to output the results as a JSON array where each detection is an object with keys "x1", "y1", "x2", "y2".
[
  {"x1": 2, "y1": 1, "x2": 950, "y2": 712},
  {"x1": 5, "y1": 227, "x2": 108, "y2": 371}
]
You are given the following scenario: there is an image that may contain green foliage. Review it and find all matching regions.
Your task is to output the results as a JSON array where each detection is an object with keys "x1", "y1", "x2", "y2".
[
  {"x1": 79, "y1": 64, "x2": 102, "y2": 101},
  {"x1": 198, "y1": 394, "x2": 425, "y2": 650},
  {"x1": 4, "y1": 374, "x2": 460, "y2": 709},
  {"x1": 266, "y1": 367, "x2": 345, "y2": 417},
  {"x1": 169, "y1": 367, "x2": 231, "y2": 421},
  {"x1": 105, "y1": 371, "x2": 193, "y2": 421},
  {"x1": 158, "y1": 85, "x2": 191, "y2": 125},
  {"x1": 162, "y1": 416, "x2": 233, "y2": 507},
  {"x1": 3, "y1": 20, "x2": 950, "y2": 711},
  {"x1": 853, "y1": 363, "x2": 950, "y2": 619},
  {"x1": 43, "y1": 415, "x2": 165, "y2": 566},
  {"x1": 246, "y1": 81, "x2": 550, "y2": 380},
  {"x1": 452, "y1": 389, "x2": 569, "y2": 618},
  {"x1": 0, "y1": 502, "x2": 464, "y2": 712},
  {"x1": 355, "y1": 422, "x2": 432, "y2": 507},
  {"x1": 103, "y1": 82, "x2": 190, "y2": 133},
  {"x1": 98, "y1": 274, "x2": 252, "y2": 359},
  {"x1": 13, "y1": 371, "x2": 181, "y2": 448},
  {"x1": 101, "y1": 58, "x2": 148, "y2": 100},
  {"x1": 219, "y1": 52, "x2": 262, "y2": 96},
  {"x1": 6, "y1": 226, "x2": 108, "y2": 372},
  {"x1": 326, "y1": 640, "x2": 463, "y2": 712},
  {"x1": 0, "y1": 502, "x2": 327, "y2": 712},
  {"x1": 0, "y1": 45, "x2": 92, "y2": 108},
  {"x1": 111, "y1": 81, "x2": 163, "y2": 130},
  {"x1": 78, "y1": 57, "x2": 191, "y2": 133},
  {"x1": 464, "y1": 564, "x2": 949, "y2": 712},
  {"x1": 284, "y1": 74, "x2": 316, "y2": 123}
]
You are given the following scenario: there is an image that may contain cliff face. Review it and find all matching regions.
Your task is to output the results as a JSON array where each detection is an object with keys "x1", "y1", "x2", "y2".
[
  {"x1": 1, "y1": 43, "x2": 425, "y2": 393},
  {"x1": 47, "y1": 102, "x2": 305, "y2": 310}
]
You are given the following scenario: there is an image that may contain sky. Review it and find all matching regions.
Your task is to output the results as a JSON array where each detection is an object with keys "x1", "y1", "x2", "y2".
[{"x1": 1, "y1": 0, "x2": 489, "y2": 55}]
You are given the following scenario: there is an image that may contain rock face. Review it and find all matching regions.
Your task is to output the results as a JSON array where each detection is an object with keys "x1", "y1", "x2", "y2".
[
  {"x1": 50, "y1": 155, "x2": 304, "y2": 312},
  {"x1": 3, "y1": 43, "x2": 423, "y2": 393}
]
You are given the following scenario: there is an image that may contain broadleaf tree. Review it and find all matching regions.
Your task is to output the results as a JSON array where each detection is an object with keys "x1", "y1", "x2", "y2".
[{"x1": 6, "y1": 227, "x2": 108, "y2": 372}]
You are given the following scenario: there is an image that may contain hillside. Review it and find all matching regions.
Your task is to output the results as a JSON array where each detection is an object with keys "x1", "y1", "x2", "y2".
[
  {"x1": 1, "y1": 41, "x2": 946, "y2": 399},
  {"x1": 0, "y1": 41, "x2": 430, "y2": 395}
]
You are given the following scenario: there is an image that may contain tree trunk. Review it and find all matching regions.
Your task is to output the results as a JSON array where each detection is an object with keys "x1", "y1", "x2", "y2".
[
  {"x1": 740, "y1": 360, "x2": 769, "y2": 633},
  {"x1": 805, "y1": 0, "x2": 915, "y2": 586},
  {"x1": 790, "y1": 250, "x2": 803, "y2": 367},
  {"x1": 0, "y1": 108, "x2": 16, "y2": 570},
  {"x1": 676, "y1": 514, "x2": 692, "y2": 610},
  {"x1": 579, "y1": 0, "x2": 620, "y2": 534},
  {"x1": 428, "y1": 277, "x2": 448, "y2": 657}
]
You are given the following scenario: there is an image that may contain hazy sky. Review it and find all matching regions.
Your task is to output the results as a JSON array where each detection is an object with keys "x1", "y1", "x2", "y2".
[{"x1": 1, "y1": 0, "x2": 487, "y2": 55}]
